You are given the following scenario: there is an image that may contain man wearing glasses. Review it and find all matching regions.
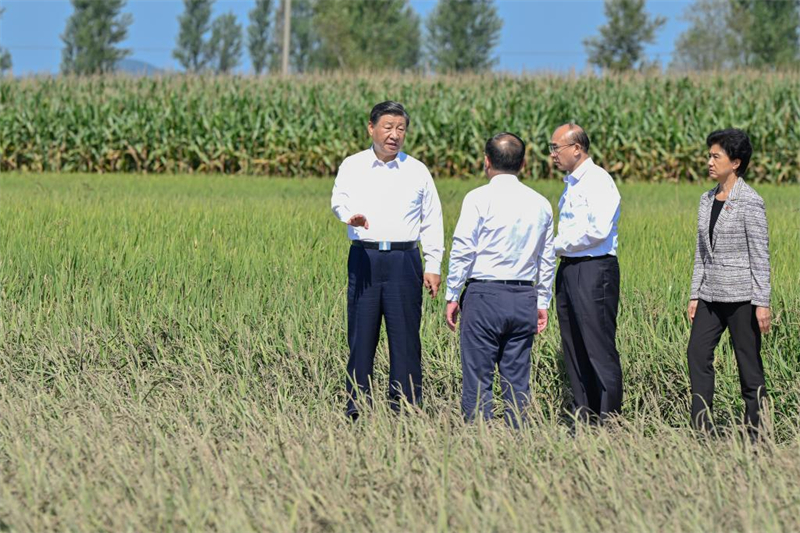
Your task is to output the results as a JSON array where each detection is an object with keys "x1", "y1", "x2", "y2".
[{"x1": 549, "y1": 123, "x2": 622, "y2": 424}]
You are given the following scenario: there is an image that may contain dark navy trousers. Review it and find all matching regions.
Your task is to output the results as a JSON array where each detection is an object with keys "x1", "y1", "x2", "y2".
[
  {"x1": 555, "y1": 255, "x2": 622, "y2": 422},
  {"x1": 346, "y1": 245, "x2": 423, "y2": 416},
  {"x1": 459, "y1": 282, "x2": 538, "y2": 426}
]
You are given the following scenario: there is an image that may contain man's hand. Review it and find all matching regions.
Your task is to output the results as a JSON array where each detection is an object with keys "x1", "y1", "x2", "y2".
[
  {"x1": 446, "y1": 301, "x2": 460, "y2": 332},
  {"x1": 756, "y1": 306, "x2": 771, "y2": 333},
  {"x1": 537, "y1": 309, "x2": 548, "y2": 333},
  {"x1": 688, "y1": 299, "x2": 698, "y2": 323},
  {"x1": 347, "y1": 214, "x2": 369, "y2": 229},
  {"x1": 423, "y1": 273, "x2": 440, "y2": 299}
]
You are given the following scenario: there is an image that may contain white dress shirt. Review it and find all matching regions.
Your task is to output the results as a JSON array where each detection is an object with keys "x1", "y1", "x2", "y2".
[
  {"x1": 445, "y1": 174, "x2": 556, "y2": 308},
  {"x1": 331, "y1": 148, "x2": 444, "y2": 274},
  {"x1": 554, "y1": 158, "x2": 620, "y2": 257}
]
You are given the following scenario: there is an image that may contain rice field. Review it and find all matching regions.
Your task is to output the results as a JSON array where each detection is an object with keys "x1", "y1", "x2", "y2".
[{"x1": 0, "y1": 173, "x2": 799, "y2": 532}]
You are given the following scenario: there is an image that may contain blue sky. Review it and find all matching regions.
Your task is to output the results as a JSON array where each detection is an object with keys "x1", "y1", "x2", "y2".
[{"x1": 0, "y1": 0, "x2": 691, "y2": 75}]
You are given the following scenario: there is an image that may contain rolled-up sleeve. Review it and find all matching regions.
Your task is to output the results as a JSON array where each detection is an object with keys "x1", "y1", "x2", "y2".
[
  {"x1": 419, "y1": 172, "x2": 444, "y2": 275},
  {"x1": 745, "y1": 196, "x2": 771, "y2": 307}
]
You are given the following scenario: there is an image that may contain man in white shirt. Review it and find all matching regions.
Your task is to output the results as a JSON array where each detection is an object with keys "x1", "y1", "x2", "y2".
[
  {"x1": 445, "y1": 132, "x2": 556, "y2": 426},
  {"x1": 331, "y1": 101, "x2": 444, "y2": 419},
  {"x1": 549, "y1": 123, "x2": 622, "y2": 423}
]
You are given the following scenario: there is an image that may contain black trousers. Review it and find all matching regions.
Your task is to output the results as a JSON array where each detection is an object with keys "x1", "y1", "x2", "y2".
[
  {"x1": 345, "y1": 245, "x2": 423, "y2": 416},
  {"x1": 459, "y1": 282, "x2": 538, "y2": 427},
  {"x1": 555, "y1": 255, "x2": 622, "y2": 421},
  {"x1": 687, "y1": 300, "x2": 765, "y2": 433}
]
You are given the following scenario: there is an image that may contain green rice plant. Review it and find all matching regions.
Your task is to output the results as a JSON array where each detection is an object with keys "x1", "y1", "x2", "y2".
[{"x1": 0, "y1": 174, "x2": 798, "y2": 532}]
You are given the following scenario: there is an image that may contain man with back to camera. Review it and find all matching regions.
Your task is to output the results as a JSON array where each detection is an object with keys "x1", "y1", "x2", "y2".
[
  {"x1": 331, "y1": 101, "x2": 444, "y2": 419},
  {"x1": 549, "y1": 123, "x2": 622, "y2": 424},
  {"x1": 445, "y1": 132, "x2": 556, "y2": 426}
]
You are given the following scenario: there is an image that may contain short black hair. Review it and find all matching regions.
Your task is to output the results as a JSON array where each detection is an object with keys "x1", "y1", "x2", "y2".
[
  {"x1": 706, "y1": 128, "x2": 752, "y2": 177},
  {"x1": 485, "y1": 132, "x2": 526, "y2": 174},
  {"x1": 370, "y1": 101, "x2": 410, "y2": 127}
]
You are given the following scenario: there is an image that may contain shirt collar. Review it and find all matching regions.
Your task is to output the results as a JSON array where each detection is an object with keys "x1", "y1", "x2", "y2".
[
  {"x1": 565, "y1": 157, "x2": 594, "y2": 182},
  {"x1": 712, "y1": 176, "x2": 744, "y2": 201},
  {"x1": 370, "y1": 146, "x2": 402, "y2": 169},
  {"x1": 490, "y1": 173, "x2": 519, "y2": 185}
]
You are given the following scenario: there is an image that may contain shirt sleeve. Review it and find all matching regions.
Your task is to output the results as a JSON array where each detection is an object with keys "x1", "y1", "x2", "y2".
[
  {"x1": 745, "y1": 195, "x2": 771, "y2": 307},
  {"x1": 331, "y1": 158, "x2": 354, "y2": 224},
  {"x1": 554, "y1": 177, "x2": 620, "y2": 255},
  {"x1": 445, "y1": 193, "x2": 481, "y2": 302},
  {"x1": 690, "y1": 197, "x2": 705, "y2": 300},
  {"x1": 419, "y1": 171, "x2": 444, "y2": 275},
  {"x1": 536, "y1": 208, "x2": 556, "y2": 309}
]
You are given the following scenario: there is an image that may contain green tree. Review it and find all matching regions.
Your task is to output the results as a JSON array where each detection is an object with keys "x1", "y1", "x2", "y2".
[
  {"x1": 209, "y1": 12, "x2": 243, "y2": 74},
  {"x1": 736, "y1": 0, "x2": 800, "y2": 68},
  {"x1": 271, "y1": 0, "x2": 319, "y2": 73},
  {"x1": 425, "y1": 0, "x2": 502, "y2": 73},
  {"x1": 672, "y1": 0, "x2": 799, "y2": 71},
  {"x1": 671, "y1": 0, "x2": 743, "y2": 71},
  {"x1": 247, "y1": 0, "x2": 273, "y2": 74},
  {"x1": 0, "y1": 8, "x2": 11, "y2": 74},
  {"x1": 173, "y1": 0, "x2": 215, "y2": 72},
  {"x1": 312, "y1": 0, "x2": 421, "y2": 71},
  {"x1": 583, "y1": 0, "x2": 666, "y2": 72},
  {"x1": 61, "y1": 0, "x2": 132, "y2": 75}
]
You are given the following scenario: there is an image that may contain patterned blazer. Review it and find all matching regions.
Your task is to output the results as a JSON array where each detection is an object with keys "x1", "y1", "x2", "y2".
[{"x1": 690, "y1": 177, "x2": 771, "y2": 307}]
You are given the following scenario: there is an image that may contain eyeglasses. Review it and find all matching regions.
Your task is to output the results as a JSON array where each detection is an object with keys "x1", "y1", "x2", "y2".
[{"x1": 548, "y1": 143, "x2": 576, "y2": 154}]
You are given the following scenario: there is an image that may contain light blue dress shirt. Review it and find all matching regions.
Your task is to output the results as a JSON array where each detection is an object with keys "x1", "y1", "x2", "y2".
[
  {"x1": 445, "y1": 174, "x2": 556, "y2": 308},
  {"x1": 554, "y1": 158, "x2": 620, "y2": 258}
]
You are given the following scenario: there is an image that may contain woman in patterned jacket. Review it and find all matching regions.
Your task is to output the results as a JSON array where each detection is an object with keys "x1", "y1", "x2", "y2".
[{"x1": 687, "y1": 128, "x2": 771, "y2": 438}]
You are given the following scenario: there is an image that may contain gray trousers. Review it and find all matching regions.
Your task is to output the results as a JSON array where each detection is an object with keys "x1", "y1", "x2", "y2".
[{"x1": 459, "y1": 282, "x2": 538, "y2": 426}]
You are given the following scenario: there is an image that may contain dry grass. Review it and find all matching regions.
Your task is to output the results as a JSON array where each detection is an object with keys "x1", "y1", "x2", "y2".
[{"x1": 0, "y1": 174, "x2": 798, "y2": 532}]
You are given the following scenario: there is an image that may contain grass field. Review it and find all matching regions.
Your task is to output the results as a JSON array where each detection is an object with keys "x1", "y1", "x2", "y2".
[{"x1": 1, "y1": 174, "x2": 799, "y2": 532}]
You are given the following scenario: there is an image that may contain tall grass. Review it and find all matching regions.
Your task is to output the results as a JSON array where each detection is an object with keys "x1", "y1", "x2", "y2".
[
  {"x1": 0, "y1": 174, "x2": 798, "y2": 532},
  {"x1": 2, "y1": 73, "x2": 800, "y2": 182}
]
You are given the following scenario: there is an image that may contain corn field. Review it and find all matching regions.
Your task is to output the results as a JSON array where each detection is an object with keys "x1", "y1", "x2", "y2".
[{"x1": 1, "y1": 73, "x2": 800, "y2": 181}]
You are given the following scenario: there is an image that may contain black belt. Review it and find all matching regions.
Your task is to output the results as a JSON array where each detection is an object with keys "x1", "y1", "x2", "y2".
[
  {"x1": 466, "y1": 278, "x2": 532, "y2": 286},
  {"x1": 351, "y1": 240, "x2": 418, "y2": 251},
  {"x1": 560, "y1": 254, "x2": 614, "y2": 264}
]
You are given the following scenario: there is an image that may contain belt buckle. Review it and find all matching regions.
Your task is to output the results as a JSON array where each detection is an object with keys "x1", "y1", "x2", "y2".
[{"x1": 378, "y1": 241, "x2": 391, "y2": 252}]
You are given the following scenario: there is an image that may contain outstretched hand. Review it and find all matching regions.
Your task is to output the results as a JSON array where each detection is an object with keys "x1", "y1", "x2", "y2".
[
  {"x1": 446, "y1": 301, "x2": 460, "y2": 332},
  {"x1": 347, "y1": 214, "x2": 369, "y2": 229}
]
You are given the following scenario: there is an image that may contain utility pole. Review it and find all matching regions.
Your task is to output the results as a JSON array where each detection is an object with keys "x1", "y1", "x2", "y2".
[{"x1": 281, "y1": 0, "x2": 292, "y2": 75}]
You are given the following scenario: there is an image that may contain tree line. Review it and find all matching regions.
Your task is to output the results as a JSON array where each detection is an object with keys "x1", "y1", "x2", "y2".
[
  {"x1": 589, "y1": 0, "x2": 800, "y2": 72},
  {"x1": 0, "y1": 0, "x2": 798, "y2": 76},
  {"x1": 52, "y1": 0, "x2": 502, "y2": 76}
]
